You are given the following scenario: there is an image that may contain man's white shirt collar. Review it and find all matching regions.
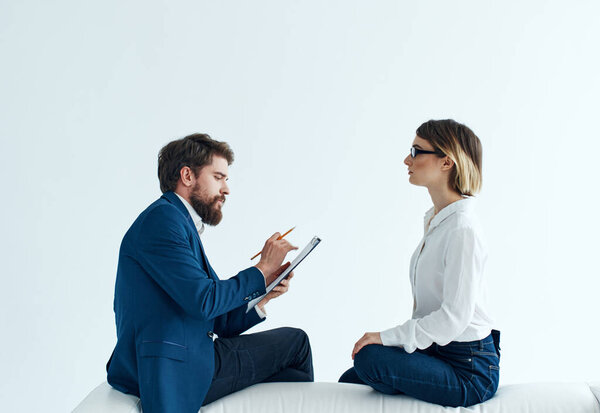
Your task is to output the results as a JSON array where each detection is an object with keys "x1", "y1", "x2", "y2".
[{"x1": 175, "y1": 193, "x2": 205, "y2": 235}]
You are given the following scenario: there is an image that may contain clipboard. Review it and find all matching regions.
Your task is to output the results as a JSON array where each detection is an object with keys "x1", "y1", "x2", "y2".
[{"x1": 247, "y1": 236, "x2": 321, "y2": 312}]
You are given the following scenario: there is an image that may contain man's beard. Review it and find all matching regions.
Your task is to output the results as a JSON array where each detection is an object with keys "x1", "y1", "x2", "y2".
[{"x1": 189, "y1": 189, "x2": 225, "y2": 226}]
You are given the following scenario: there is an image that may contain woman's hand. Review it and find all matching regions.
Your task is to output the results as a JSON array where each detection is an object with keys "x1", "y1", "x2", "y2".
[{"x1": 352, "y1": 332, "x2": 383, "y2": 359}]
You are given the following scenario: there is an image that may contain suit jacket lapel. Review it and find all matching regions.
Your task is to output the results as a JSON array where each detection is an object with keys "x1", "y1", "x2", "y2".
[
  {"x1": 162, "y1": 191, "x2": 217, "y2": 280},
  {"x1": 190, "y1": 227, "x2": 218, "y2": 281}
]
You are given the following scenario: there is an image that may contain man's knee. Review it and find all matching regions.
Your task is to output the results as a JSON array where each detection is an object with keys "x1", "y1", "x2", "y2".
[
  {"x1": 278, "y1": 326, "x2": 308, "y2": 339},
  {"x1": 276, "y1": 327, "x2": 313, "y2": 379},
  {"x1": 276, "y1": 327, "x2": 311, "y2": 349}
]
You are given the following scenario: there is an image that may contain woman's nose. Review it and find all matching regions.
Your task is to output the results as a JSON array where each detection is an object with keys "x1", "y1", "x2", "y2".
[{"x1": 404, "y1": 155, "x2": 411, "y2": 166}]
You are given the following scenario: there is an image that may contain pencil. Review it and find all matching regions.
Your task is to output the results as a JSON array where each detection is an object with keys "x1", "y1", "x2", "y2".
[{"x1": 250, "y1": 226, "x2": 296, "y2": 260}]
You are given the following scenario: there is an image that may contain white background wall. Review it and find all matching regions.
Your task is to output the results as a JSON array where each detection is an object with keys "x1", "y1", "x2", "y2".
[{"x1": 1, "y1": 1, "x2": 599, "y2": 411}]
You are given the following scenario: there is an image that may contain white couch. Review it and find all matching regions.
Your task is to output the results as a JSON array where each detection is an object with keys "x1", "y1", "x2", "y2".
[{"x1": 74, "y1": 381, "x2": 600, "y2": 412}]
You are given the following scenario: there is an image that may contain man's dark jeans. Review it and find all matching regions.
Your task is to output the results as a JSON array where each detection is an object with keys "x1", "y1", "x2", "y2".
[{"x1": 203, "y1": 327, "x2": 314, "y2": 405}]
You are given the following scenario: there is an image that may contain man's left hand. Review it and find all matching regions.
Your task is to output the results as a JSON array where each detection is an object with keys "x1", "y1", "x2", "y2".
[
  {"x1": 257, "y1": 271, "x2": 294, "y2": 313},
  {"x1": 352, "y1": 332, "x2": 382, "y2": 360}
]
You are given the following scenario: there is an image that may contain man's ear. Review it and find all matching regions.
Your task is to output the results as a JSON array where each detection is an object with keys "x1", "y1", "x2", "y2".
[
  {"x1": 179, "y1": 166, "x2": 194, "y2": 187},
  {"x1": 441, "y1": 156, "x2": 455, "y2": 172}
]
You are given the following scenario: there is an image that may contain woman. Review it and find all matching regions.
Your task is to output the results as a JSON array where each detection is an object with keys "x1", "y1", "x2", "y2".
[{"x1": 339, "y1": 119, "x2": 500, "y2": 407}]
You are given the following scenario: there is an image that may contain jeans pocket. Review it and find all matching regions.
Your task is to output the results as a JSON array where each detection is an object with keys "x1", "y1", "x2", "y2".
[
  {"x1": 234, "y1": 349, "x2": 256, "y2": 387},
  {"x1": 472, "y1": 350, "x2": 499, "y2": 357},
  {"x1": 469, "y1": 356, "x2": 500, "y2": 403},
  {"x1": 484, "y1": 365, "x2": 500, "y2": 399},
  {"x1": 436, "y1": 344, "x2": 474, "y2": 373}
]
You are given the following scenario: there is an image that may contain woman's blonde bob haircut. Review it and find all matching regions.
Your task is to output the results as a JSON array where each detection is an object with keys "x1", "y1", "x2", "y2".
[{"x1": 416, "y1": 119, "x2": 482, "y2": 196}]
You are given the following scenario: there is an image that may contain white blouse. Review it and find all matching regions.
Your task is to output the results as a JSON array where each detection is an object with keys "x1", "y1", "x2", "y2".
[{"x1": 380, "y1": 197, "x2": 494, "y2": 353}]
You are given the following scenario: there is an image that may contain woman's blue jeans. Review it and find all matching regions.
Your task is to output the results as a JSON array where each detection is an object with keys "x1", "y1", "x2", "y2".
[{"x1": 339, "y1": 330, "x2": 500, "y2": 407}]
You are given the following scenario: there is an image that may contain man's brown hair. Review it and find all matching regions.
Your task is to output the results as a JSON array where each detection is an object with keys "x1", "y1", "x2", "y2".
[{"x1": 158, "y1": 133, "x2": 234, "y2": 193}]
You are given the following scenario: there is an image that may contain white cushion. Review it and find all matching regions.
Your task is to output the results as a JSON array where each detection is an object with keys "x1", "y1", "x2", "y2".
[
  {"x1": 73, "y1": 381, "x2": 600, "y2": 413},
  {"x1": 73, "y1": 382, "x2": 140, "y2": 413},
  {"x1": 590, "y1": 382, "x2": 600, "y2": 405},
  {"x1": 201, "y1": 382, "x2": 600, "y2": 413}
]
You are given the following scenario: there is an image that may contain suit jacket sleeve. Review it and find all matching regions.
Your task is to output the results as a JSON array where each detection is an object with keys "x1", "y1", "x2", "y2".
[
  {"x1": 134, "y1": 204, "x2": 266, "y2": 321},
  {"x1": 213, "y1": 304, "x2": 266, "y2": 338}
]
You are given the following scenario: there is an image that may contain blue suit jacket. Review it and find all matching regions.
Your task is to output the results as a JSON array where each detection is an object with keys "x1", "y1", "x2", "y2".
[{"x1": 106, "y1": 191, "x2": 266, "y2": 413}]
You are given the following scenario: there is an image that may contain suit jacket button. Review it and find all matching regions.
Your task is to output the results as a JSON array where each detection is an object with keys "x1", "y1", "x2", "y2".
[{"x1": 207, "y1": 331, "x2": 214, "y2": 338}]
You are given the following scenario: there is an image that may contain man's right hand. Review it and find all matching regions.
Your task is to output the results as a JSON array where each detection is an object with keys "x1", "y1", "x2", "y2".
[{"x1": 254, "y1": 232, "x2": 298, "y2": 284}]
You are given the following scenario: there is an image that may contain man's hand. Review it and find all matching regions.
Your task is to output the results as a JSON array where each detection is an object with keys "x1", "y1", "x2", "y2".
[
  {"x1": 254, "y1": 232, "x2": 298, "y2": 283},
  {"x1": 351, "y1": 332, "x2": 383, "y2": 360},
  {"x1": 256, "y1": 270, "x2": 294, "y2": 312}
]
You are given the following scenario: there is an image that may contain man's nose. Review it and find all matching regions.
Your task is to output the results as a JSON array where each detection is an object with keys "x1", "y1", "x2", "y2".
[{"x1": 221, "y1": 182, "x2": 230, "y2": 195}]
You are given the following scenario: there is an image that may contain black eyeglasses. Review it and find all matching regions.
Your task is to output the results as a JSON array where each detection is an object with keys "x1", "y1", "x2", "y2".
[{"x1": 410, "y1": 147, "x2": 440, "y2": 158}]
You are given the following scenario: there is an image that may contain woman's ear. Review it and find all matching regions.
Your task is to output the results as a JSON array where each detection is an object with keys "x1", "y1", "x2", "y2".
[{"x1": 441, "y1": 156, "x2": 455, "y2": 172}]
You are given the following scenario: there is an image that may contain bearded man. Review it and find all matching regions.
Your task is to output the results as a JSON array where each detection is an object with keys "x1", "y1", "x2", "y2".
[{"x1": 106, "y1": 134, "x2": 313, "y2": 413}]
